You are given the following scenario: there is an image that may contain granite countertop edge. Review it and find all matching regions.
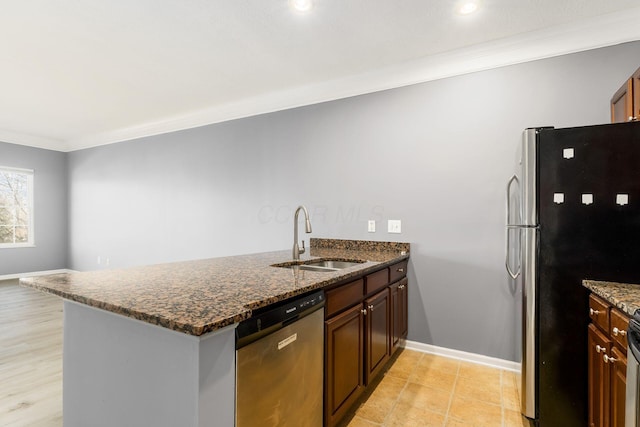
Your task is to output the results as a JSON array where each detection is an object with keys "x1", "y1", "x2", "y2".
[
  {"x1": 582, "y1": 279, "x2": 640, "y2": 317},
  {"x1": 21, "y1": 238, "x2": 410, "y2": 336}
]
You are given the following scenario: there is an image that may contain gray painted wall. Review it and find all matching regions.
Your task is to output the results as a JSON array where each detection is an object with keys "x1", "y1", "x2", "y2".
[
  {"x1": 67, "y1": 41, "x2": 640, "y2": 361},
  {"x1": 0, "y1": 142, "x2": 67, "y2": 275}
]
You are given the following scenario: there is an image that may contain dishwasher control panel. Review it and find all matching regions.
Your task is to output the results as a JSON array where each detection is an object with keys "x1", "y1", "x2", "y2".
[{"x1": 236, "y1": 290, "x2": 324, "y2": 348}]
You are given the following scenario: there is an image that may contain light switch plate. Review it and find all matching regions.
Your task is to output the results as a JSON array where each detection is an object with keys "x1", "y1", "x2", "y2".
[
  {"x1": 368, "y1": 220, "x2": 376, "y2": 233},
  {"x1": 388, "y1": 220, "x2": 402, "y2": 234}
]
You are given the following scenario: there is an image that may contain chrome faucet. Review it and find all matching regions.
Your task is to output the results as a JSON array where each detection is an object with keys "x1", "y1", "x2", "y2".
[{"x1": 293, "y1": 205, "x2": 312, "y2": 260}]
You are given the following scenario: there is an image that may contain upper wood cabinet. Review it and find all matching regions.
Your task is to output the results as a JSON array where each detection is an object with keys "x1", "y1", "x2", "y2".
[{"x1": 611, "y1": 67, "x2": 640, "y2": 123}]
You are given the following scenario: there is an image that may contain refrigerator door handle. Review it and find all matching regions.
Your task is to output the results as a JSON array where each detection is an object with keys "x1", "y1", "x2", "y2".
[
  {"x1": 506, "y1": 175, "x2": 521, "y2": 279},
  {"x1": 506, "y1": 174, "x2": 520, "y2": 226}
]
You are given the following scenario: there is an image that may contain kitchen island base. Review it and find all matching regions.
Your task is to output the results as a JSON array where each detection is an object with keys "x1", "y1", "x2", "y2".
[{"x1": 63, "y1": 301, "x2": 236, "y2": 427}]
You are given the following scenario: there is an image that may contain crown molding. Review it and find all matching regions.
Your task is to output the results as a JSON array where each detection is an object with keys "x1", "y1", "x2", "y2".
[{"x1": 0, "y1": 129, "x2": 64, "y2": 152}]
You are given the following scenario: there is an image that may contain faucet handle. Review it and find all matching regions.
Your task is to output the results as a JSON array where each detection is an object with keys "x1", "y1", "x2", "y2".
[{"x1": 299, "y1": 240, "x2": 306, "y2": 255}]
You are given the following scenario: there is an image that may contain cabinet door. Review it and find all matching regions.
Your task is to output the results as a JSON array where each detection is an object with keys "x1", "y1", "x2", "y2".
[
  {"x1": 390, "y1": 282, "x2": 400, "y2": 354},
  {"x1": 610, "y1": 346, "x2": 627, "y2": 427},
  {"x1": 390, "y1": 279, "x2": 409, "y2": 355},
  {"x1": 611, "y1": 78, "x2": 633, "y2": 123},
  {"x1": 588, "y1": 323, "x2": 611, "y2": 427},
  {"x1": 633, "y1": 68, "x2": 640, "y2": 122},
  {"x1": 399, "y1": 279, "x2": 408, "y2": 339},
  {"x1": 325, "y1": 304, "x2": 364, "y2": 427},
  {"x1": 364, "y1": 288, "x2": 390, "y2": 385}
]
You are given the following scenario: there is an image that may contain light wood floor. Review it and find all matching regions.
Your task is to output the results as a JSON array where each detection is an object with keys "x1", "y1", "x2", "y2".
[{"x1": 0, "y1": 279, "x2": 63, "y2": 427}]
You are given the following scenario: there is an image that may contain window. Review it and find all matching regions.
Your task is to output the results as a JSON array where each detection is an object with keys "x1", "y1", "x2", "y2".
[{"x1": 0, "y1": 167, "x2": 34, "y2": 247}]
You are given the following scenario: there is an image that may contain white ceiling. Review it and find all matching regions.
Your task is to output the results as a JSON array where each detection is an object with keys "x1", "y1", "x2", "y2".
[{"x1": 2, "y1": 0, "x2": 640, "y2": 152}]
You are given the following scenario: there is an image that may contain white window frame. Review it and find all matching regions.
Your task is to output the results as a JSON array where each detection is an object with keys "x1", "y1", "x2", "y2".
[{"x1": 0, "y1": 166, "x2": 35, "y2": 248}]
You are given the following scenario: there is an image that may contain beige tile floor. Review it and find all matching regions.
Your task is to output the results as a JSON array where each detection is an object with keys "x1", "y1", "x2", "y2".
[{"x1": 339, "y1": 349, "x2": 532, "y2": 427}]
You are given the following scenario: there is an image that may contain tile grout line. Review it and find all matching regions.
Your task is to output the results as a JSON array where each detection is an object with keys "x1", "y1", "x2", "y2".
[
  {"x1": 442, "y1": 358, "x2": 461, "y2": 426},
  {"x1": 379, "y1": 352, "x2": 423, "y2": 426}
]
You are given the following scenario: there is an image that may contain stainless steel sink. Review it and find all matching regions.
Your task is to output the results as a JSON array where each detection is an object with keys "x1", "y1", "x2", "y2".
[
  {"x1": 272, "y1": 259, "x2": 365, "y2": 272},
  {"x1": 303, "y1": 260, "x2": 363, "y2": 269}
]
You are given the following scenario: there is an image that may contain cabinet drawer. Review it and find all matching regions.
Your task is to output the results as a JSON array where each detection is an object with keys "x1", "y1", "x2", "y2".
[
  {"x1": 389, "y1": 260, "x2": 408, "y2": 283},
  {"x1": 365, "y1": 268, "x2": 389, "y2": 295},
  {"x1": 325, "y1": 279, "x2": 364, "y2": 318},
  {"x1": 589, "y1": 294, "x2": 610, "y2": 333},
  {"x1": 610, "y1": 308, "x2": 629, "y2": 353}
]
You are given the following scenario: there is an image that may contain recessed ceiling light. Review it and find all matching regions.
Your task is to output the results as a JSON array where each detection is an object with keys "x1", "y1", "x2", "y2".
[
  {"x1": 290, "y1": 0, "x2": 313, "y2": 13},
  {"x1": 458, "y1": 2, "x2": 479, "y2": 15}
]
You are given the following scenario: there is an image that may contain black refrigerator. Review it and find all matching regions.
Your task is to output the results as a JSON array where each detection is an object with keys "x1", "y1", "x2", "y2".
[{"x1": 505, "y1": 122, "x2": 640, "y2": 426}]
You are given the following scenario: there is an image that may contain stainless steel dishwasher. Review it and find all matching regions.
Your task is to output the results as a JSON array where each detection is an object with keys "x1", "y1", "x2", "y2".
[{"x1": 235, "y1": 289, "x2": 324, "y2": 427}]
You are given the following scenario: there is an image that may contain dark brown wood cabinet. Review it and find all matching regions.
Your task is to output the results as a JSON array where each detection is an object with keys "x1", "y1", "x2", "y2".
[
  {"x1": 325, "y1": 304, "x2": 364, "y2": 427},
  {"x1": 324, "y1": 261, "x2": 408, "y2": 427},
  {"x1": 610, "y1": 346, "x2": 627, "y2": 427},
  {"x1": 390, "y1": 277, "x2": 408, "y2": 354},
  {"x1": 588, "y1": 323, "x2": 611, "y2": 427},
  {"x1": 364, "y1": 288, "x2": 390, "y2": 384},
  {"x1": 587, "y1": 293, "x2": 630, "y2": 427},
  {"x1": 611, "y1": 66, "x2": 640, "y2": 123}
]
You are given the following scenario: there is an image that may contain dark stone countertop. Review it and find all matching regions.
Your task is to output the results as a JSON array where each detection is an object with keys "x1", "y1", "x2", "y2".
[
  {"x1": 583, "y1": 280, "x2": 640, "y2": 317},
  {"x1": 20, "y1": 238, "x2": 409, "y2": 336}
]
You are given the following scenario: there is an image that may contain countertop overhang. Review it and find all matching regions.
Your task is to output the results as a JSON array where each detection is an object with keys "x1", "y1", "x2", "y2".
[{"x1": 20, "y1": 238, "x2": 409, "y2": 336}]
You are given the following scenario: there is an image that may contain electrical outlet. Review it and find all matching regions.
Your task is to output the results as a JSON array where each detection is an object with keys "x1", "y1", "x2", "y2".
[
  {"x1": 388, "y1": 220, "x2": 402, "y2": 234},
  {"x1": 368, "y1": 220, "x2": 376, "y2": 233},
  {"x1": 97, "y1": 256, "x2": 101, "y2": 265}
]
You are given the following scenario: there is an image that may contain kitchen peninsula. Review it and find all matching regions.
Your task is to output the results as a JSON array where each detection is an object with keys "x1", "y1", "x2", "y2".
[{"x1": 21, "y1": 238, "x2": 409, "y2": 427}]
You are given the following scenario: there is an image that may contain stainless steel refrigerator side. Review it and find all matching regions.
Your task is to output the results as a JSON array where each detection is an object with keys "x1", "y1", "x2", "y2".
[
  {"x1": 521, "y1": 226, "x2": 537, "y2": 420},
  {"x1": 519, "y1": 128, "x2": 539, "y2": 421}
]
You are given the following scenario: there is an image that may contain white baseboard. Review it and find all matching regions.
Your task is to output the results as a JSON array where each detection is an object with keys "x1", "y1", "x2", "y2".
[
  {"x1": 404, "y1": 339, "x2": 521, "y2": 373},
  {"x1": 0, "y1": 269, "x2": 74, "y2": 281}
]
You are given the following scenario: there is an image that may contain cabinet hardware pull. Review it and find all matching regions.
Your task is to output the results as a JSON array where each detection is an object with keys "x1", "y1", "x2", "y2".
[
  {"x1": 596, "y1": 345, "x2": 605, "y2": 353},
  {"x1": 361, "y1": 309, "x2": 367, "y2": 316},
  {"x1": 629, "y1": 116, "x2": 638, "y2": 122},
  {"x1": 613, "y1": 327, "x2": 627, "y2": 337},
  {"x1": 589, "y1": 308, "x2": 600, "y2": 316},
  {"x1": 603, "y1": 354, "x2": 617, "y2": 364},
  {"x1": 368, "y1": 304, "x2": 374, "y2": 311},
  {"x1": 397, "y1": 268, "x2": 404, "y2": 272}
]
